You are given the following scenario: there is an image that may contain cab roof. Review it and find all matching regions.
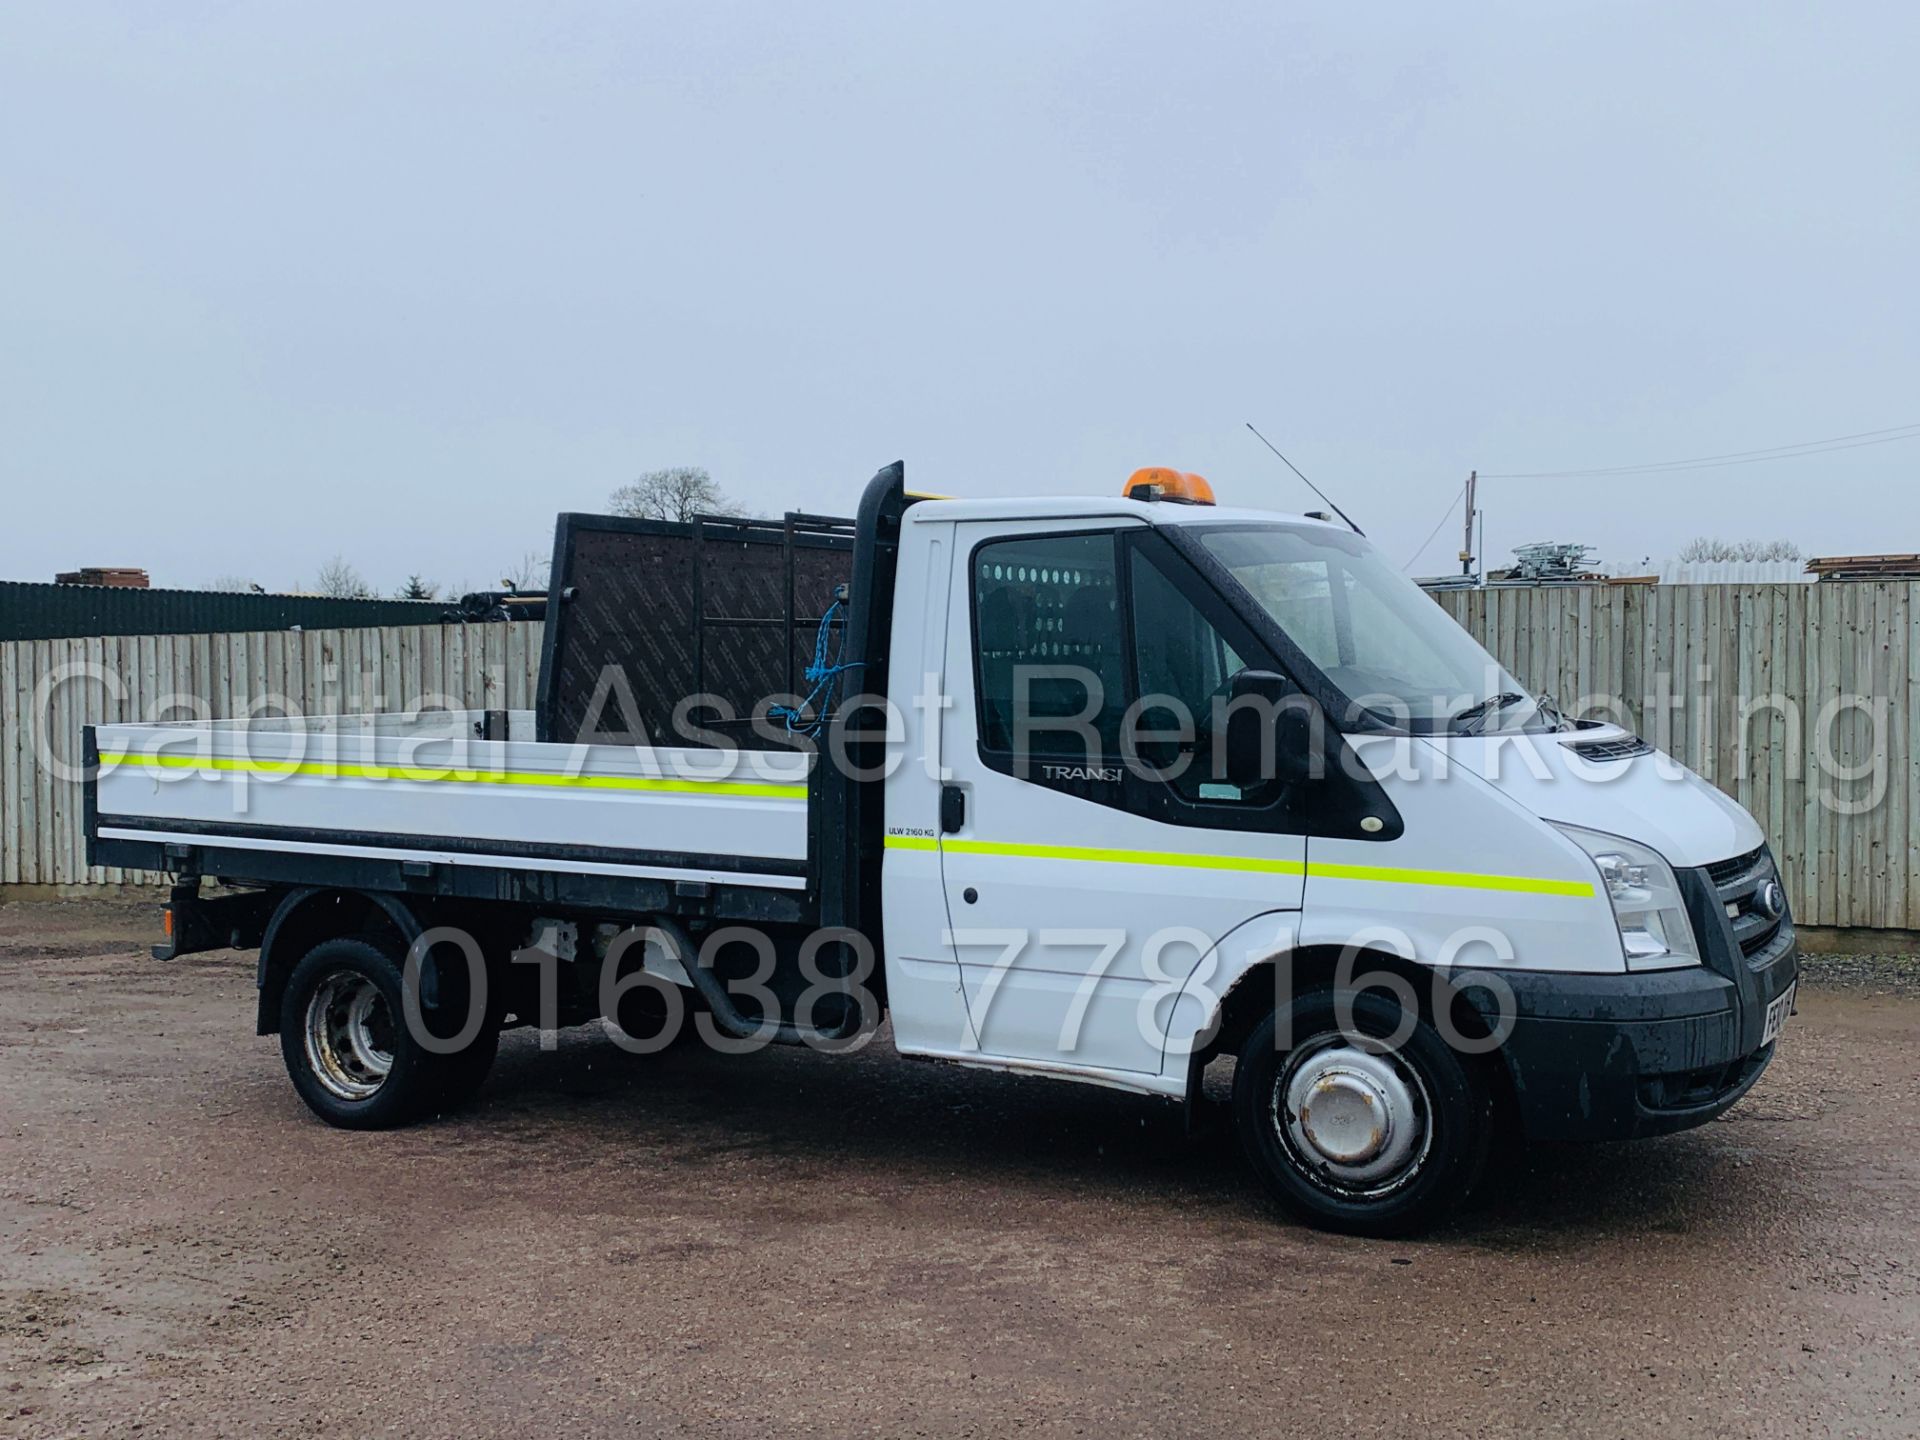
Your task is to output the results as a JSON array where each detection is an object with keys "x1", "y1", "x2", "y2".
[{"x1": 905, "y1": 495, "x2": 1341, "y2": 530}]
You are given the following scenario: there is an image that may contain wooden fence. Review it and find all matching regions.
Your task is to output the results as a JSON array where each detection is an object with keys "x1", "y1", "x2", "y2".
[
  {"x1": 1435, "y1": 583, "x2": 1915, "y2": 932},
  {"x1": 1, "y1": 586, "x2": 1915, "y2": 930}
]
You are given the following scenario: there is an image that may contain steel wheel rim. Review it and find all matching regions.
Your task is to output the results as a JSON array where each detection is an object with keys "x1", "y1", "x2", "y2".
[
  {"x1": 1270, "y1": 1031, "x2": 1434, "y2": 1200},
  {"x1": 304, "y1": 971, "x2": 395, "y2": 1101}
]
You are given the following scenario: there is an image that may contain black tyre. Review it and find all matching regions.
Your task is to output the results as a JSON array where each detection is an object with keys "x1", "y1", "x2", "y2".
[
  {"x1": 427, "y1": 1023, "x2": 500, "y2": 1112},
  {"x1": 278, "y1": 935, "x2": 494, "y2": 1129},
  {"x1": 1232, "y1": 988, "x2": 1492, "y2": 1237}
]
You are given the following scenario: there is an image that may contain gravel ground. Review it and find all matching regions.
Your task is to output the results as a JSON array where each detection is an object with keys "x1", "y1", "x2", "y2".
[
  {"x1": 1795, "y1": 950, "x2": 1920, "y2": 995},
  {"x1": 3, "y1": 898, "x2": 1918, "y2": 1438}
]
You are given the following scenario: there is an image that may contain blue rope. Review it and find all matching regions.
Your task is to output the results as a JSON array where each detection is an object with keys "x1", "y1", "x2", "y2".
[{"x1": 770, "y1": 598, "x2": 863, "y2": 737}]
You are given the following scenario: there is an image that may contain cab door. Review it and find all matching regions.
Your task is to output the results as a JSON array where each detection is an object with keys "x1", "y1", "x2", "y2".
[{"x1": 936, "y1": 519, "x2": 1307, "y2": 1076}]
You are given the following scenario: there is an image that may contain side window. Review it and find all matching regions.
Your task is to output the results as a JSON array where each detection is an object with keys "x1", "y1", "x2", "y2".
[
  {"x1": 974, "y1": 532, "x2": 1125, "y2": 760},
  {"x1": 1130, "y1": 548, "x2": 1243, "y2": 720},
  {"x1": 1129, "y1": 545, "x2": 1281, "y2": 804}
]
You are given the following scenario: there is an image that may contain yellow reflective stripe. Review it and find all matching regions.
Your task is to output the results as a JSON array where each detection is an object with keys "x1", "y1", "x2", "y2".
[
  {"x1": 1305, "y1": 860, "x2": 1592, "y2": 897},
  {"x1": 95, "y1": 750, "x2": 807, "y2": 801},
  {"x1": 941, "y1": 837, "x2": 1304, "y2": 875},
  {"x1": 883, "y1": 834, "x2": 1592, "y2": 897}
]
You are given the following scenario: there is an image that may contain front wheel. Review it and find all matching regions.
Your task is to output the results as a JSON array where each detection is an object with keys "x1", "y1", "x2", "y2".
[
  {"x1": 279, "y1": 936, "x2": 496, "y2": 1129},
  {"x1": 1233, "y1": 988, "x2": 1491, "y2": 1237}
]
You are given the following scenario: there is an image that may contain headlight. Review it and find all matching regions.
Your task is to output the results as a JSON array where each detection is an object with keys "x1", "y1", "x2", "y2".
[{"x1": 1553, "y1": 824, "x2": 1700, "y2": 971}]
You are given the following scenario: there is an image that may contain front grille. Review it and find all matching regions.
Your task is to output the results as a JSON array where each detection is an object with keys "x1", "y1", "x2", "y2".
[
  {"x1": 1707, "y1": 846, "x2": 1766, "y2": 888},
  {"x1": 1706, "y1": 845, "x2": 1785, "y2": 959},
  {"x1": 1565, "y1": 735, "x2": 1654, "y2": 762}
]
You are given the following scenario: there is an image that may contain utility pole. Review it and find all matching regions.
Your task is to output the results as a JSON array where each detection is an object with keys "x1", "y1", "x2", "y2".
[{"x1": 1459, "y1": 470, "x2": 1478, "y2": 578}]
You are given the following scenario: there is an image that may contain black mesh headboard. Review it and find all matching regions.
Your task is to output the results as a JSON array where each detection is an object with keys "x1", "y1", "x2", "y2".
[{"x1": 536, "y1": 511, "x2": 855, "y2": 748}]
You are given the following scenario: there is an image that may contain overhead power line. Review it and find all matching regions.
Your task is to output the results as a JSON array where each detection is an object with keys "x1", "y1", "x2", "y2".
[
  {"x1": 1403, "y1": 482, "x2": 1466, "y2": 571},
  {"x1": 1481, "y1": 420, "x2": 1920, "y2": 480}
]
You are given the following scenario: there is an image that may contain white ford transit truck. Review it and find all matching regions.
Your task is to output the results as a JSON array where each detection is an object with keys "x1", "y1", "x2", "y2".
[{"x1": 86, "y1": 463, "x2": 1798, "y2": 1235}]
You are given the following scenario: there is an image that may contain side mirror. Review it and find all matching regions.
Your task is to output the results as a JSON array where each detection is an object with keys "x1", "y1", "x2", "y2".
[{"x1": 1222, "y1": 670, "x2": 1319, "y2": 790}]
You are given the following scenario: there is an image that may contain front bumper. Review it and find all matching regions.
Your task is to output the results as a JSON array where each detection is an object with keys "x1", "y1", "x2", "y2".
[
  {"x1": 1454, "y1": 851, "x2": 1799, "y2": 1143},
  {"x1": 1458, "y1": 934, "x2": 1795, "y2": 1140}
]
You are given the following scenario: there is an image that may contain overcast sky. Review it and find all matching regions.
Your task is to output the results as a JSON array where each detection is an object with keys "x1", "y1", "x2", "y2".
[{"x1": 2, "y1": 2, "x2": 1915, "y2": 594}]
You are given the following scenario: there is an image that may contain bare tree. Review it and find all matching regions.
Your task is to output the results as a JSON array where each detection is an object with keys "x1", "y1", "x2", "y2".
[
  {"x1": 1677, "y1": 537, "x2": 1803, "y2": 564},
  {"x1": 500, "y1": 550, "x2": 549, "y2": 593},
  {"x1": 313, "y1": 555, "x2": 375, "y2": 599},
  {"x1": 608, "y1": 466, "x2": 741, "y2": 523},
  {"x1": 205, "y1": 574, "x2": 260, "y2": 593}
]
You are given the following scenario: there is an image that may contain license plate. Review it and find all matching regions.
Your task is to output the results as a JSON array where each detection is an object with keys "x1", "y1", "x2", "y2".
[{"x1": 1762, "y1": 982, "x2": 1796, "y2": 1045}]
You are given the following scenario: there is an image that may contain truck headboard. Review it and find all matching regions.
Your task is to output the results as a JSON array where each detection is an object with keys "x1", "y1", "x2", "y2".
[{"x1": 536, "y1": 510, "x2": 855, "y2": 749}]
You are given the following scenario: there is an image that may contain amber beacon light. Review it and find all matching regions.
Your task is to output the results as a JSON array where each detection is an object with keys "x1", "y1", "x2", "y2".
[{"x1": 1123, "y1": 467, "x2": 1216, "y2": 505}]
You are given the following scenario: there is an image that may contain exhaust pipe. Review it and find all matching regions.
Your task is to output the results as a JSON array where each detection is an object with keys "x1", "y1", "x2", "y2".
[{"x1": 641, "y1": 915, "x2": 868, "y2": 1049}]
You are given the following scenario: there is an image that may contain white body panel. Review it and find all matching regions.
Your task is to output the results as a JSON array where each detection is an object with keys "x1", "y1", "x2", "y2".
[
  {"x1": 93, "y1": 710, "x2": 811, "y2": 889},
  {"x1": 929, "y1": 516, "x2": 1306, "y2": 1077},
  {"x1": 1432, "y1": 728, "x2": 1765, "y2": 868},
  {"x1": 1295, "y1": 735, "x2": 1625, "y2": 974},
  {"x1": 1153, "y1": 735, "x2": 1630, "y2": 1087},
  {"x1": 879, "y1": 520, "x2": 983, "y2": 1056}
]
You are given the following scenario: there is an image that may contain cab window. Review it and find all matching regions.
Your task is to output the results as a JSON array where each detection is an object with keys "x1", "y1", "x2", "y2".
[
  {"x1": 973, "y1": 532, "x2": 1126, "y2": 761},
  {"x1": 1128, "y1": 543, "x2": 1282, "y2": 803},
  {"x1": 1131, "y1": 546, "x2": 1242, "y2": 721}
]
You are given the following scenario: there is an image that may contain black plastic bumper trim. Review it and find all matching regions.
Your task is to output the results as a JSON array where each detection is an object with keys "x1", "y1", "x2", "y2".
[{"x1": 1453, "y1": 928, "x2": 1799, "y2": 1143}]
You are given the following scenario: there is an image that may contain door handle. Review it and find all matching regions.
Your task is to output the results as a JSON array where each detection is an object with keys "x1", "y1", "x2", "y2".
[{"x1": 940, "y1": 784, "x2": 966, "y2": 834}]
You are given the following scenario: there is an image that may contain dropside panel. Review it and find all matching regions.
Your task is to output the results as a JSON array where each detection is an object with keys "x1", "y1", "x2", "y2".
[{"x1": 92, "y1": 713, "x2": 810, "y2": 891}]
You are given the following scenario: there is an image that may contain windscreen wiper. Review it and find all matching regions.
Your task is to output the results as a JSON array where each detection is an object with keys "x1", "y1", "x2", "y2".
[
  {"x1": 1449, "y1": 691, "x2": 1528, "y2": 735},
  {"x1": 1533, "y1": 691, "x2": 1574, "y2": 731}
]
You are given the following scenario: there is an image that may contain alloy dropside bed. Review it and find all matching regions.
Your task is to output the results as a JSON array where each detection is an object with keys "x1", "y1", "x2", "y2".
[{"x1": 85, "y1": 710, "x2": 825, "y2": 925}]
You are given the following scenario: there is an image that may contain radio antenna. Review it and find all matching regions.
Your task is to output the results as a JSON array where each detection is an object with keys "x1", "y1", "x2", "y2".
[{"x1": 1245, "y1": 422, "x2": 1364, "y2": 535}]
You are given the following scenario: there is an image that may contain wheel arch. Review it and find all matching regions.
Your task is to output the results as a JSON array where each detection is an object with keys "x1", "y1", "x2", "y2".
[
  {"x1": 1179, "y1": 941, "x2": 1521, "y2": 1132},
  {"x1": 255, "y1": 888, "x2": 424, "y2": 1036}
]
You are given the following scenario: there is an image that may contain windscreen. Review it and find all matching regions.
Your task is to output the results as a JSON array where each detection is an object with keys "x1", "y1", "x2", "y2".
[{"x1": 1198, "y1": 524, "x2": 1534, "y2": 732}]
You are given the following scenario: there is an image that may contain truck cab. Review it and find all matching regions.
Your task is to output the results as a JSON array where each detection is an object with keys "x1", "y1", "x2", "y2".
[
  {"x1": 89, "y1": 462, "x2": 1798, "y2": 1236},
  {"x1": 869, "y1": 471, "x2": 1795, "y2": 1230}
]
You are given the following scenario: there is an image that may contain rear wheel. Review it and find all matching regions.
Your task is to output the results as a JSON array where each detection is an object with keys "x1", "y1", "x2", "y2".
[
  {"x1": 428, "y1": 1023, "x2": 500, "y2": 1110},
  {"x1": 279, "y1": 936, "x2": 496, "y2": 1129},
  {"x1": 1233, "y1": 988, "x2": 1491, "y2": 1237}
]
